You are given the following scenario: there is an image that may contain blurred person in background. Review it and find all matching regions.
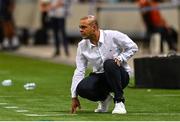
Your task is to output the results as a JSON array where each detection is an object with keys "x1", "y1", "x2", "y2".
[
  {"x1": 44, "y1": 0, "x2": 70, "y2": 57},
  {"x1": 138, "y1": 0, "x2": 178, "y2": 53},
  {"x1": 0, "y1": 0, "x2": 19, "y2": 50},
  {"x1": 71, "y1": 15, "x2": 138, "y2": 114},
  {"x1": 0, "y1": 21, "x2": 3, "y2": 49},
  {"x1": 39, "y1": 0, "x2": 51, "y2": 33}
]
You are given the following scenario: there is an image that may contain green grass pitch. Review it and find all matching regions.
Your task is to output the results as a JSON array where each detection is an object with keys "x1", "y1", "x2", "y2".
[{"x1": 0, "y1": 52, "x2": 180, "y2": 121}]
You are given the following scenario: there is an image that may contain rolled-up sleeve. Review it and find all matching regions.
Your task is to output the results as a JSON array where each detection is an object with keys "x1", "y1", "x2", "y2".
[{"x1": 71, "y1": 44, "x2": 88, "y2": 98}]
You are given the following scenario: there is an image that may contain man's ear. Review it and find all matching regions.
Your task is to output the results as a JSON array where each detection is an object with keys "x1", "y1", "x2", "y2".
[{"x1": 92, "y1": 24, "x2": 97, "y2": 31}]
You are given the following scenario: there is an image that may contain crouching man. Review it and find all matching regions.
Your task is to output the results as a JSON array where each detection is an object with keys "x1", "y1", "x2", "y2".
[{"x1": 70, "y1": 15, "x2": 138, "y2": 114}]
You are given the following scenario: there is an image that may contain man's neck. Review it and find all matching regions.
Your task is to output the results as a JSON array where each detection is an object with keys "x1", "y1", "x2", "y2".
[{"x1": 90, "y1": 30, "x2": 100, "y2": 46}]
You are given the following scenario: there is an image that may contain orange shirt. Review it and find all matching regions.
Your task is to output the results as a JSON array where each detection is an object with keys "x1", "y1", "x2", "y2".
[
  {"x1": 138, "y1": 0, "x2": 166, "y2": 28},
  {"x1": 149, "y1": 1, "x2": 166, "y2": 27}
]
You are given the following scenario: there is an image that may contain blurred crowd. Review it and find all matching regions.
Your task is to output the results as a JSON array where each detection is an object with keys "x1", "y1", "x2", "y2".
[
  {"x1": 138, "y1": 0, "x2": 178, "y2": 53},
  {"x1": 0, "y1": 0, "x2": 19, "y2": 51},
  {"x1": 0, "y1": 0, "x2": 179, "y2": 55},
  {"x1": 76, "y1": 0, "x2": 179, "y2": 3}
]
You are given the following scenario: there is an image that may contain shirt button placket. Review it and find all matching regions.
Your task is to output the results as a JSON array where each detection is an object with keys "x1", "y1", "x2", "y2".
[{"x1": 98, "y1": 46, "x2": 104, "y2": 62}]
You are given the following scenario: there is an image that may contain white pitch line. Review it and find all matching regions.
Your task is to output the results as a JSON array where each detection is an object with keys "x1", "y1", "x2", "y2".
[
  {"x1": 24, "y1": 113, "x2": 77, "y2": 117},
  {"x1": 16, "y1": 109, "x2": 29, "y2": 113},
  {"x1": 4, "y1": 106, "x2": 18, "y2": 109},
  {"x1": 24, "y1": 112, "x2": 180, "y2": 116},
  {"x1": 0, "y1": 102, "x2": 8, "y2": 105},
  {"x1": 153, "y1": 94, "x2": 180, "y2": 97},
  {"x1": 129, "y1": 112, "x2": 180, "y2": 116}
]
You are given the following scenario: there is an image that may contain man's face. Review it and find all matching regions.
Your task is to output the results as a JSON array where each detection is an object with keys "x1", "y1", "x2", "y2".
[{"x1": 79, "y1": 19, "x2": 94, "y2": 39}]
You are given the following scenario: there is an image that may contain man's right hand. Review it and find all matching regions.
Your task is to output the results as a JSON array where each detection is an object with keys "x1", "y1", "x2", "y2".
[
  {"x1": 71, "y1": 97, "x2": 81, "y2": 114},
  {"x1": 114, "y1": 58, "x2": 121, "y2": 67}
]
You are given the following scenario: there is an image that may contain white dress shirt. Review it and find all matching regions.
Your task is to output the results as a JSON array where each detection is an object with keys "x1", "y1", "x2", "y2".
[{"x1": 71, "y1": 29, "x2": 138, "y2": 98}]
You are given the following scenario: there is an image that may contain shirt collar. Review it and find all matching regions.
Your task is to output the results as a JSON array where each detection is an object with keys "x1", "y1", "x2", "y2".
[
  {"x1": 88, "y1": 29, "x2": 104, "y2": 49},
  {"x1": 99, "y1": 29, "x2": 104, "y2": 44}
]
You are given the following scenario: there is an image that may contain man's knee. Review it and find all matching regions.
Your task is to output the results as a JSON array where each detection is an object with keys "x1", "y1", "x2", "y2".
[
  {"x1": 76, "y1": 81, "x2": 87, "y2": 97},
  {"x1": 76, "y1": 80, "x2": 97, "y2": 101},
  {"x1": 76, "y1": 80, "x2": 108, "y2": 101}
]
